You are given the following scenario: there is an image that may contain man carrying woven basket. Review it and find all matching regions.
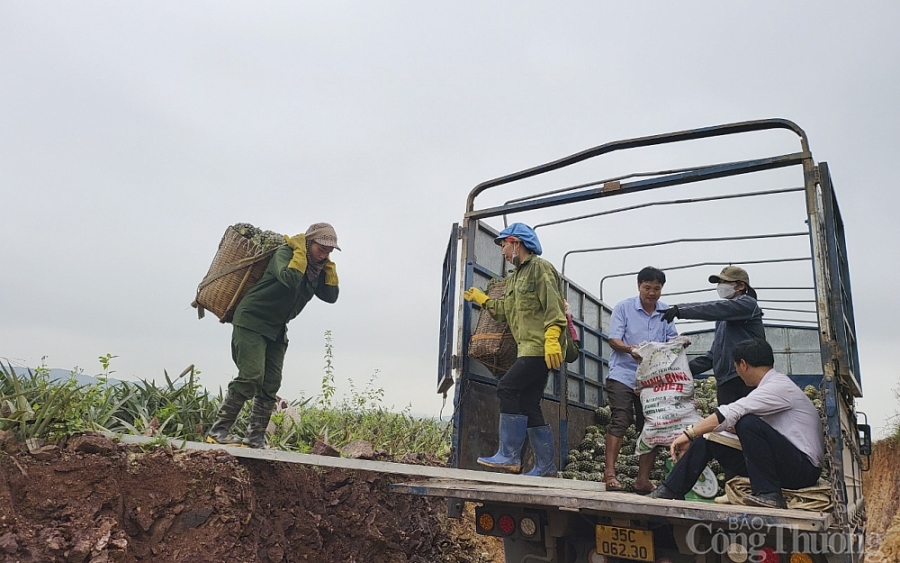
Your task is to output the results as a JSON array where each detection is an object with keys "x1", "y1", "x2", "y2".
[
  {"x1": 463, "y1": 222, "x2": 567, "y2": 477},
  {"x1": 206, "y1": 222, "x2": 340, "y2": 448}
]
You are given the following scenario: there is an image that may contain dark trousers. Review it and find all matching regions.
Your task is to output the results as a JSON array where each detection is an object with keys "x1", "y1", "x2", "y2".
[
  {"x1": 229, "y1": 325, "x2": 287, "y2": 402},
  {"x1": 664, "y1": 414, "x2": 820, "y2": 497},
  {"x1": 498, "y1": 357, "x2": 550, "y2": 427},
  {"x1": 714, "y1": 377, "x2": 754, "y2": 482},
  {"x1": 605, "y1": 378, "x2": 644, "y2": 438},
  {"x1": 716, "y1": 376, "x2": 753, "y2": 406}
]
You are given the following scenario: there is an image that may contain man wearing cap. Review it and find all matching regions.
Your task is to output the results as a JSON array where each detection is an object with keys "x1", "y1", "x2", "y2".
[
  {"x1": 661, "y1": 266, "x2": 765, "y2": 406},
  {"x1": 462, "y1": 222, "x2": 567, "y2": 477},
  {"x1": 206, "y1": 222, "x2": 340, "y2": 448}
]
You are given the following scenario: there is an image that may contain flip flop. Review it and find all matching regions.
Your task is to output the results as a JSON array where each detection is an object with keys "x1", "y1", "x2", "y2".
[{"x1": 604, "y1": 475, "x2": 623, "y2": 491}]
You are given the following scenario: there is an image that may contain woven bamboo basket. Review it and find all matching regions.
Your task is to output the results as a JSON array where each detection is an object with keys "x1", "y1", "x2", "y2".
[
  {"x1": 192, "y1": 226, "x2": 283, "y2": 323},
  {"x1": 468, "y1": 280, "x2": 518, "y2": 377}
]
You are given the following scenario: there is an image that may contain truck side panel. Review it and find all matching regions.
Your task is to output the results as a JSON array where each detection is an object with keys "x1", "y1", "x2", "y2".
[{"x1": 450, "y1": 220, "x2": 605, "y2": 471}]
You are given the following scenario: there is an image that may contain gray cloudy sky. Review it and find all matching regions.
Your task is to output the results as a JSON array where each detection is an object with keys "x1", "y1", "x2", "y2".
[{"x1": 2, "y1": 3, "x2": 899, "y2": 435}]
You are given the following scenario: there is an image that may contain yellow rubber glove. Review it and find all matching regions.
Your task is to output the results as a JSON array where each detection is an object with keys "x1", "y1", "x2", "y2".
[
  {"x1": 463, "y1": 287, "x2": 489, "y2": 307},
  {"x1": 544, "y1": 325, "x2": 563, "y2": 370},
  {"x1": 284, "y1": 234, "x2": 308, "y2": 273},
  {"x1": 323, "y1": 261, "x2": 339, "y2": 286},
  {"x1": 285, "y1": 233, "x2": 304, "y2": 250}
]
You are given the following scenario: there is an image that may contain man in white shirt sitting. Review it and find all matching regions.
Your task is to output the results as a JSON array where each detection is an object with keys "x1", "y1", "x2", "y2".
[{"x1": 651, "y1": 338, "x2": 824, "y2": 509}]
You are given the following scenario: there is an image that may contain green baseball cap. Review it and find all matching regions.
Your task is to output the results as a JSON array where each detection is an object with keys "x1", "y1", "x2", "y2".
[{"x1": 709, "y1": 266, "x2": 750, "y2": 286}]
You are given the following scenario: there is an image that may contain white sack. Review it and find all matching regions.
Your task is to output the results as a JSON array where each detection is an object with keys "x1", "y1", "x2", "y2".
[{"x1": 634, "y1": 336, "x2": 702, "y2": 455}]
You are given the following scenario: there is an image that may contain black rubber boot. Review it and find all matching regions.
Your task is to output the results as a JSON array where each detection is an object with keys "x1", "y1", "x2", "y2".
[
  {"x1": 206, "y1": 392, "x2": 246, "y2": 445},
  {"x1": 242, "y1": 398, "x2": 276, "y2": 449}
]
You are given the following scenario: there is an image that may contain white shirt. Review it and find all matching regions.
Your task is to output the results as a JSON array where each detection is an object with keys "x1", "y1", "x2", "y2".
[{"x1": 715, "y1": 368, "x2": 824, "y2": 468}]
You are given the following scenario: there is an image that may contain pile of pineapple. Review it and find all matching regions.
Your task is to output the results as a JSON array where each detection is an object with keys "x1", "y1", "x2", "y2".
[
  {"x1": 231, "y1": 222, "x2": 286, "y2": 252},
  {"x1": 560, "y1": 377, "x2": 827, "y2": 494}
]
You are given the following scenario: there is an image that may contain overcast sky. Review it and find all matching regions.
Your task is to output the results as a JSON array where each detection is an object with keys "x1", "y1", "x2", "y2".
[{"x1": 2, "y1": 3, "x2": 899, "y2": 436}]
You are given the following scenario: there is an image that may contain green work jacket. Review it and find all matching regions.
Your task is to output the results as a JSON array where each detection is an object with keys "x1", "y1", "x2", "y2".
[
  {"x1": 483, "y1": 255, "x2": 567, "y2": 357},
  {"x1": 232, "y1": 245, "x2": 339, "y2": 342}
]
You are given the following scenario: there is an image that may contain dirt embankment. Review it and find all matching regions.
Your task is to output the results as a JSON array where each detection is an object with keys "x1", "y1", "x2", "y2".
[
  {"x1": 9, "y1": 433, "x2": 897, "y2": 563},
  {"x1": 863, "y1": 438, "x2": 900, "y2": 563},
  {"x1": 0, "y1": 435, "x2": 503, "y2": 563}
]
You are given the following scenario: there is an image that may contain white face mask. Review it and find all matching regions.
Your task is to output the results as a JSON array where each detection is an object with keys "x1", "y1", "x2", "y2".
[{"x1": 717, "y1": 283, "x2": 737, "y2": 299}]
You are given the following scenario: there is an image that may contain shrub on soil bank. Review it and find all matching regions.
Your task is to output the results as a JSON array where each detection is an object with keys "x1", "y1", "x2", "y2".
[{"x1": 0, "y1": 335, "x2": 450, "y2": 462}]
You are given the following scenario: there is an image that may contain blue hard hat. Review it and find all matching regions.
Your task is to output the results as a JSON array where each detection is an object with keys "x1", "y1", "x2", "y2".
[{"x1": 494, "y1": 222, "x2": 542, "y2": 255}]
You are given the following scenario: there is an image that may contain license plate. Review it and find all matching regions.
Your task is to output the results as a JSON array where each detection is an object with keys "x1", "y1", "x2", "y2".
[{"x1": 595, "y1": 524, "x2": 654, "y2": 562}]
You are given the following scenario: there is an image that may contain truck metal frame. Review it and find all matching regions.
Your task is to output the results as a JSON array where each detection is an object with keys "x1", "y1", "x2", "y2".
[{"x1": 401, "y1": 119, "x2": 869, "y2": 563}]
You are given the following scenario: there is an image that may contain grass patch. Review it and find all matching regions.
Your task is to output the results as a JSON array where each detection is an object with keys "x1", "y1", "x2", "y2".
[{"x1": 0, "y1": 333, "x2": 451, "y2": 462}]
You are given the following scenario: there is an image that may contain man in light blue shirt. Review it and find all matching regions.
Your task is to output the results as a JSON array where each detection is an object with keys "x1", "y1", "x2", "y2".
[{"x1": 605, "y1": 266, "x2": 678, "y2": 493}]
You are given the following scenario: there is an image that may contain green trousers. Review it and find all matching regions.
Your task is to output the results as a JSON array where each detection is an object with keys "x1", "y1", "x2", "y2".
[{"x1": 228, "y1": 325, "x2": 287, "y2": 402}]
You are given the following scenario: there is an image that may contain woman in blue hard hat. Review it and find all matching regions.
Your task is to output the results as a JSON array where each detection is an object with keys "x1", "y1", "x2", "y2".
[{"x1": 463, "y1": 222, "x2": 568, "y2": 477}]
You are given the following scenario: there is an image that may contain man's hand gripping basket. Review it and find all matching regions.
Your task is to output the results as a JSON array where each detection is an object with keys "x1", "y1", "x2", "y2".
[{"x1": 191, "y1": 225, "x2": 283, "y2": 323}]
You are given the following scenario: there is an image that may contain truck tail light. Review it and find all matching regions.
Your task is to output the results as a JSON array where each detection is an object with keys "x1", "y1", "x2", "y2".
[
  {"x1": 476, "y1": 512, "x2": 494, "y2": 533},
  {"x1": 498, "y1": 514, "x2": 516, "y2": 535},
  {"x1": 757, "y1": 547, "x2": 781, "y2": 563},
  {"x1": 726, "y1": 542, "x2": 749, "y2": 563},
  {"x1": 475, "y1": 506, "x2": 543, "y2": 540},
  {"x1": 519, "y1": 516, "x2": 537, "y2": 538}
]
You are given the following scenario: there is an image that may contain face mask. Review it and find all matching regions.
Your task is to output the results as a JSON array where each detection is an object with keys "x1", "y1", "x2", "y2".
[{"x1": 717, "y1": 283, "x2": 736, "y2": 299}]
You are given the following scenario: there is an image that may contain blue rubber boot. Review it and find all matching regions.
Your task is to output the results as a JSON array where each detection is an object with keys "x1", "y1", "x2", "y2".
[
  {"x1": 477, "y1": 413, "x2": 528, "y2": 472},
  {"x1": 524, "y1": 425, "x2": 558, "y2": 477}
]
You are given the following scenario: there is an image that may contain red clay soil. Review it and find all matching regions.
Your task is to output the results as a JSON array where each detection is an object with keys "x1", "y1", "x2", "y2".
[
  {"x1": 863, "y1": 438, "x2": 900, "y2": 563},
  {"x1": 0, "y1": 434, "x2": 502, "y2": 563}
]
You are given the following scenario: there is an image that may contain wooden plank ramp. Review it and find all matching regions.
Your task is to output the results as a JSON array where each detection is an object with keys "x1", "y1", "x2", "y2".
[
  {"x1": 115, "y1": 435, "x2": 831, "y2": 532},
  {"x1": 389, "y1": 479, "x2": 833, "y2": 532},
  {"x1": 115, "y1": 434, "x2": 605, "y2": 492}
]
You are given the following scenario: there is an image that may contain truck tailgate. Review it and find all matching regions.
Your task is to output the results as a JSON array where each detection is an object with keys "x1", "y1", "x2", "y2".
[{"x1": 391, "y1": 479, "x2": 832, "y2": 532}]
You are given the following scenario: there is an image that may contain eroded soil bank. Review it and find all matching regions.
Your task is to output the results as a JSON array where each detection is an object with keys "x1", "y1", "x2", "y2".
[
  {"x1": 4, "y1": 433, "x2": 899, "y2": 562},
  {"x1": 863, "y1": 437, "x2": 900, "y2": 563},
  {"x1": 0, "y1": 435, "x2": 502, "y2": 563}
]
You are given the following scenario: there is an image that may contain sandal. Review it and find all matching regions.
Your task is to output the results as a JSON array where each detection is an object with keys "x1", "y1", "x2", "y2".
[{"x1": 604, "y1": 475, "x2": 623, "y2": 491}]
